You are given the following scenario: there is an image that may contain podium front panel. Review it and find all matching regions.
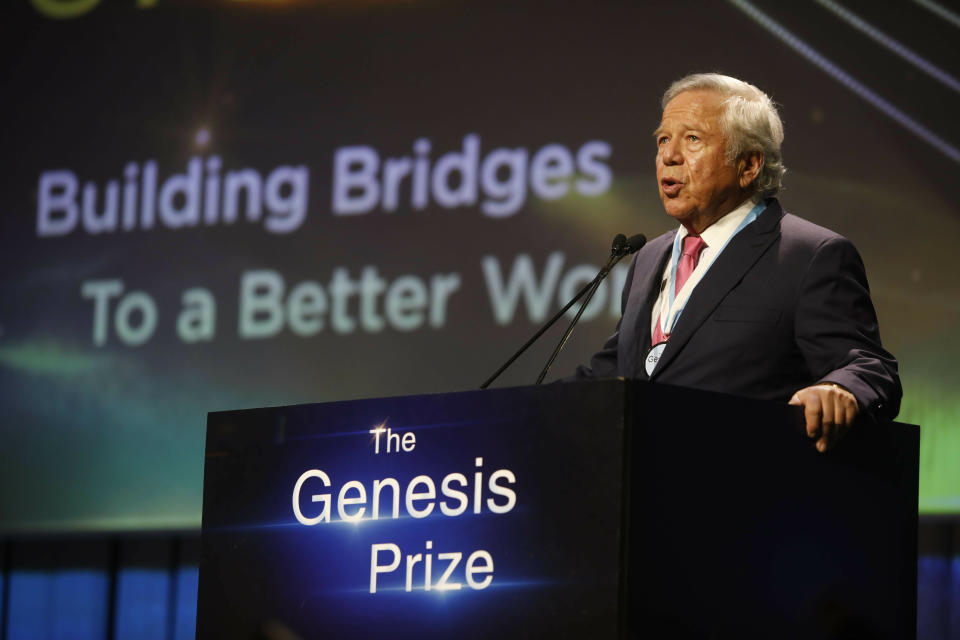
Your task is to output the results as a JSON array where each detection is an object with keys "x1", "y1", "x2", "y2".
[{"x1": 198, "y1": 381, "x2": 628, "y2": 639}]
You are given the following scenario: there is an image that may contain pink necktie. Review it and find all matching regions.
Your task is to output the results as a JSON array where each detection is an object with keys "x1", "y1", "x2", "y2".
[{"x1": 652, "y1": 234, "x2": 707, "y2": 344}]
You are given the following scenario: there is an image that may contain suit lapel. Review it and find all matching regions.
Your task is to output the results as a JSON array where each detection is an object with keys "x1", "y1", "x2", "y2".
[
  {"x1": 620, "y1": 233, "x2": 673, "y2": 378},
  {"x1": 649, "y1": 201, "x2": 784, "y2": 379}
]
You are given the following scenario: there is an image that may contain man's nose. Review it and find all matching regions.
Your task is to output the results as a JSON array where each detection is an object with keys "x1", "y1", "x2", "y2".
[{"x1": 659, "y1": 139, "x2": 682, "y2": 165}]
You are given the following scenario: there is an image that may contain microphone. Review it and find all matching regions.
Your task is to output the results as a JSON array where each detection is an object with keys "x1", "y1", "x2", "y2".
[
  {"x1": 533, "y1": 233, "x2": 646, "y2": 384},
  {"x1": 611, "y1": 233, "x2": 628, "y2": 254},
  {"x1": 623, "y1": 234, "x2": 647, "y2": 254},
  {"x1": 480, "y1": 233, "x2": 646, "y2": 389}
]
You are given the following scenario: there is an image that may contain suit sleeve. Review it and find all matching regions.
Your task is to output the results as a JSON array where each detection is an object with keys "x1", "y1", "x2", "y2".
[
  {"x1": 566, "y1": 253, "x2": 638, "y2": 380},
  {"x1": 794, "y1": 236, "x2": 902, "y2": 421}
]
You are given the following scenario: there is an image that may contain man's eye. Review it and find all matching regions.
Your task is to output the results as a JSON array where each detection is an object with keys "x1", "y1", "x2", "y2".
[
  {"x1": 657, "y1": 136, "x2": 668, "y2": 146},
  {"x1": 687, "y1": 134, "x2": 700, "y2": 142}
]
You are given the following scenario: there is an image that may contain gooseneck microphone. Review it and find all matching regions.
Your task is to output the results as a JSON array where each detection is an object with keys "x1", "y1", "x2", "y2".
[
  {"x1": 533, "y1": 233, "x2": 646, "y2": 384},
  {"x1": 479, "y1": 233, "x2": 646, "y2": 389}
]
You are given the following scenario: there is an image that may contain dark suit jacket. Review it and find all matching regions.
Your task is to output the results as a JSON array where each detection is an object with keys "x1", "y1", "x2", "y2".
[{"x1": 574, "y1": 199, "x2": 902, "y2": 421}]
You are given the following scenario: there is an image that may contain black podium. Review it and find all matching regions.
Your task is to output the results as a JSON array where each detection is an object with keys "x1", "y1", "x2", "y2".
[{"x1": 197, "y1": 380, "x2": 918, "y2": 639}]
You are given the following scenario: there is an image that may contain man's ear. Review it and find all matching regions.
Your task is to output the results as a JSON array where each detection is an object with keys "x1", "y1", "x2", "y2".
[{"x1": 738, "y1": 151, "x2": 763, "y2": 189}]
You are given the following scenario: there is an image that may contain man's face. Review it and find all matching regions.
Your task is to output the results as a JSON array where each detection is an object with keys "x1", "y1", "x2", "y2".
[{"x1": 655, "y1": 89, "x2": 745, "y2": 233}]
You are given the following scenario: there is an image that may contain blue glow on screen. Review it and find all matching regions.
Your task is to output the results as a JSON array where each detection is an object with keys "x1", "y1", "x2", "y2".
[
  {"x1": 0, "y1": 564, "x2": 197, "y2": 640},
  {"x1": 953, "y1": 557, "x2": 960, "y2": 635},
  {"x1": 114, "y1": 569, "x2": 169, "y2": 640},
  {"x1": 7, "y1": 570, "x2": 109, "y2": 640},
  {"x1": 916, "y1": 555, "x2": 960, "y2": 639},
  {"x1": 173, "y1": 566, "x2": 199, "y2": 640}
]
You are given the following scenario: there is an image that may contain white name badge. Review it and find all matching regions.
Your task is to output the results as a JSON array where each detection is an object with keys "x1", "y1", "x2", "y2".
[{"x1": 645, "y1": 342, "x2": 667, "y2": 377}]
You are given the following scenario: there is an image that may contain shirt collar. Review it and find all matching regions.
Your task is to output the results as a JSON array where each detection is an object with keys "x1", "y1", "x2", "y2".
[{"x1": 676, "y1": 197, "x2": 758, "y2": 249}]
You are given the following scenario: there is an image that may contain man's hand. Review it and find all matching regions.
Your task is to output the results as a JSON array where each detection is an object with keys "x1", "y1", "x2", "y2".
[{"x1": 789, "y1": 383, "x2": 859, "y2": 452}]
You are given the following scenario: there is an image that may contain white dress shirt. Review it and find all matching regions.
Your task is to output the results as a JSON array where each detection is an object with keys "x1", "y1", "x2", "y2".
[{"x1": 650, "y1": 198, "x2": 759, "y2": 339}]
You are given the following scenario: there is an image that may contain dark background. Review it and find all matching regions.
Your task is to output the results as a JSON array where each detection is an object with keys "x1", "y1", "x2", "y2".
[{"x1": 0, "y1": 0, "x2": 958, "y2": 636}]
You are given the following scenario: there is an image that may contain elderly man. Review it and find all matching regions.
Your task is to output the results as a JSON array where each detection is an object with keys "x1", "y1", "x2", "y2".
[{"x1": 574, "y1": 73, "x2": 901, "y2": 451}]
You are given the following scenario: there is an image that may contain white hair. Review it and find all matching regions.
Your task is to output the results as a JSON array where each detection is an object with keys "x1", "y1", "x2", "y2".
[{"x1": 662, "y1": 73, "x2": 786, "y2": 200}]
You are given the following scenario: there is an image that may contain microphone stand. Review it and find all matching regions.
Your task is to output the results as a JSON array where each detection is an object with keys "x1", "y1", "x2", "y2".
[
  {"x1": 479, "y1": 235, "x2": 635, "y2": 390},
  {"x1": 534, "y1": 246, "x2": 630, "y2": 384}
]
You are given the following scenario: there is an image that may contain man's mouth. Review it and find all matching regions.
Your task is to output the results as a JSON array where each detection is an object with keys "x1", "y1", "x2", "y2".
[{"x1": 661, "y1": 178, "x2": 683, "y2": 196}]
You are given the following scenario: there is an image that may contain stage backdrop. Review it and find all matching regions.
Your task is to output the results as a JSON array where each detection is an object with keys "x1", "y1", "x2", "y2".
[{"x1": 1, "y1": 0, "x2": 958, "y2": 533}]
